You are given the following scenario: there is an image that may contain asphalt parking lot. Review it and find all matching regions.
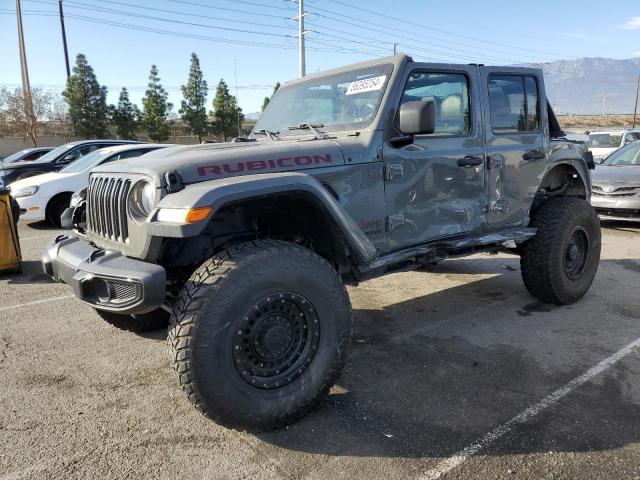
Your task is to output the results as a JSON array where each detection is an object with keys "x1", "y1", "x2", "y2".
[{"x1": 2, "y1": 220, "x2": 640, "y2": 480}]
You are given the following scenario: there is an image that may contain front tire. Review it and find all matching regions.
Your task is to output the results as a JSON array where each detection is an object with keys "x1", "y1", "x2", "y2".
[
  {"x1": 520, "y1": 197, "x2": 601, "y2": 305},
  {"x1": 168, "y1": 240, "x2": 352, "y2": 432},
  {"x1": 46, "y1": 194, "x2": 71, "y2": 227}
]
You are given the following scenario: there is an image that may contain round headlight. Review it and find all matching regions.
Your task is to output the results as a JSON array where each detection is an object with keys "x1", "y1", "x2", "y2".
[{"x1": 128, "y1": 181, "x2": 156, "y2": 222}]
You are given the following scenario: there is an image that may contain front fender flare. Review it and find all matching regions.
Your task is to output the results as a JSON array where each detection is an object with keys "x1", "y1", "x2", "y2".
[{"x1": 147, "y1": 172, "x2": 378, "y2": 265}]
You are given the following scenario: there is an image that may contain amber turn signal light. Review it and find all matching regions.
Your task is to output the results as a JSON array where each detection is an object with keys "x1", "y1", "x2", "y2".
[{"x1": 185, "y1": 206, "x2": 212, "y2": 223}]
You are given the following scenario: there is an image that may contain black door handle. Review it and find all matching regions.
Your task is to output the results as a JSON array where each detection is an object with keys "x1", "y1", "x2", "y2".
[
  {"x1": 523, "y1": 149, "x2": 546, "y2": 161},
  {"x1": 457, "y1": 155, "x2": 483, "y2": 167}
]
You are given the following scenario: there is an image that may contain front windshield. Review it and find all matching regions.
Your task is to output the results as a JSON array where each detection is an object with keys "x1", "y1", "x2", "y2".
[
  {"x1": 587, "y1": 133, "x2": 622, "y2": 148},
  {"x1": 2, "y1": 150, "x2": 30, "y2": 163},
  {"x1": 601, "y1": 142, "x2": 640, "y2": 166},
  {"x1": 253, "y1": 63, "x2": 393, "y2": 136},
  {"x1": 60, "y1": 149, "x2": 112, "y2": 173},
  {"x1": 33, "y1": 143, "x2": 74, "y2": 163}
]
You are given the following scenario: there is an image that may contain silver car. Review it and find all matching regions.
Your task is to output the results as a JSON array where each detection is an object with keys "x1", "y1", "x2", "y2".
[{"x1": 591, "y1": 140, "x2": 640, "y2": 221}]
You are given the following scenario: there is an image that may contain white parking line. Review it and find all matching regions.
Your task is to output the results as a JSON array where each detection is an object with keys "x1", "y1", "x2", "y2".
[
  {"x1": 0, "y1": 295, "x2": 74, "y2": 312},
  {"x1": 419, "y1": 335, "x2": 640, "y2": 480},
  {"x1": 18, "y1": 235, "x2": 56, "y2": 241}
]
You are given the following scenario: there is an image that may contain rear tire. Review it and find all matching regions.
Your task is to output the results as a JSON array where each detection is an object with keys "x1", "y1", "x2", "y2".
[
  {"x1": 95, "y1": 308, "x2": 169, "y2": 332},
  {"x1": 168, "y1": 240, "x2": 352, "y2": 432},
  {"x1": 46, "y1": 194, "x2": 71, "y2": 227},
  {"x1": 520, "y1": 197, "x2": 601, "y2": 305}
]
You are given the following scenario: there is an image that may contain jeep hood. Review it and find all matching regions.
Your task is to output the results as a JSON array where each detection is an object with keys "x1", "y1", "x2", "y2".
[{"x1": 92, "y1": 140, "x2": 346, "y2": 185}]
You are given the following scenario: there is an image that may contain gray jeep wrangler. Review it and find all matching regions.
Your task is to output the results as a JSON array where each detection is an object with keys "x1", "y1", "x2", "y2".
[{"x1": 43, "y1": 54, "x2": 600, "y2": 432}]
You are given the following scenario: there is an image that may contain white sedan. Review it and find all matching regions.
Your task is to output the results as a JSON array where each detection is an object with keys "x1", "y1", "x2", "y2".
[{"x1": 10, "y1": 143, "x2": 170, "y2": 226}]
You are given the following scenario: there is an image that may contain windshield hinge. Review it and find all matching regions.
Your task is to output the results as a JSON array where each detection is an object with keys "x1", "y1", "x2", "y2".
[
  {"x1": 384, "y1": 164, "x2": 403, "y2": 181},
  {"x1": 164, "y1": 170, "x2": 184, "y2": 193},
  {"x1": 386, "y1": 214, "x2": 405, "y2": 232}
]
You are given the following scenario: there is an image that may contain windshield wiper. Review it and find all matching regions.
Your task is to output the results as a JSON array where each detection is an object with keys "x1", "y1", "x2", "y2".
[
  {"x1": 251, "y1": 129, "x2": 279, "y2": 141},
  {"x1": 288, "y1": 123, "x2": 326, "y2": 140}
]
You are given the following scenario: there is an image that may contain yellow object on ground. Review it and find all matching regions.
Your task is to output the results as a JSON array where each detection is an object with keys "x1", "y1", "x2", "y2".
[{"x1": 0, "y1": 189, "x2": 21, "y2": 274}]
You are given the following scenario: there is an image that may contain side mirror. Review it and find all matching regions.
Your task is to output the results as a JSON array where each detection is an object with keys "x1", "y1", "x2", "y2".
[
  {"x1": 398, "y1": 99, "x2": 436, "y2": 136},
  {"x1": 583, "y1": 150, "x2": 596, "y2": 170},
  {"x1": 61, "y1": 153, "x2": 77, "y2": 164}
]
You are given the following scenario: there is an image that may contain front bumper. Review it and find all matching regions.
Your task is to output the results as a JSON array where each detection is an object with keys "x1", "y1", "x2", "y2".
[
  {"x1": 15, "y1": 196, "x2": 45, "y2": 221},
  {"x1": 42, "y1": 235, "x2": 166, "y2": 314},
  {"x1": 591, "y1": 195, "x2": 640, "y2": 221}
]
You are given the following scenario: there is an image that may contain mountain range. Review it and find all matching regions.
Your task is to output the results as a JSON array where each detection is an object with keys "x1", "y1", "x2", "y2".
[
  {"x1": 528, "y1": 57, "x2": 640, "y2": 115},
  {"x1": 245, "y1": 57, "x2": 640, "y2": 119}
]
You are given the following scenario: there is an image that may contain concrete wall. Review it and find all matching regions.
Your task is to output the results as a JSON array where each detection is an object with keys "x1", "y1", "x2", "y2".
[
  {"x1": 0, "y1": 135, "x2": 206, "y2": 158},
  {"x1": 0, "y1": 136, "x2": 80, "y2": 158}
]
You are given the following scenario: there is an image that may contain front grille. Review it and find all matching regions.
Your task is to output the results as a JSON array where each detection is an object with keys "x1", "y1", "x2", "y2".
[
  {"x1": 87, "y1": 175, "x2": 131, "y2": 243},
  {"x1": 592, "y1": 184, "x2": 640, "y2": 196},
  {"x1": 592, "y1": 191, "x2": 637, "y2": 197}
]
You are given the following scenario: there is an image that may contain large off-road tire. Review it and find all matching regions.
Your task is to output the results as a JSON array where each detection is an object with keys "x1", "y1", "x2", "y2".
[
  {"x1": 46, "y1": 193, "x2": 72, "y2": 227},
  {"x1": 168, "y1": 240, "x2": 352, "y2": 432},
  {"x1": 520, "y1": 197, "x2": 601, "y2": 305},
  {"x1": 95, "y1": 308, "x2": 170, "y2": 332}
]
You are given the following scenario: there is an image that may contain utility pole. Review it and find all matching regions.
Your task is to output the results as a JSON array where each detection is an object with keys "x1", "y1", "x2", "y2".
[
  {"x1": 393, "y1": 43, "x2": 398, "y2": 54},
  {"x1": 294, "y1": 0, "x2": 307, "y2": 77},
  {"x1": 58, "y1": 0, "x2": 70, "y2": 78},
  {"x1": 234, "y1": 58, "x2": 241, "y2": 137},
  {"x1": 597, "y1": 93, "x2": 619, "y2": 116},
  {"x1": 633, "y1": 75, "x2": 639, "y2": 129},
  {"x1": 16, "y1": 0, "x2": 37, "y2": 146}
]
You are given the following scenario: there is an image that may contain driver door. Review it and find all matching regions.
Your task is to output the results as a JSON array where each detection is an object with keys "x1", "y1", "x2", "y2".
[{"x1": 382, "y1": 65, "x2": 486, "y2": 249}]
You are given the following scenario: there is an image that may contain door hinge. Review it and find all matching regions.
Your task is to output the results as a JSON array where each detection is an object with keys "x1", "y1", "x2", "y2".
[
  {"x1": 384, "y1": 164, "x2": 403, "y2": 181},
  {"x1": 386, "y1": 214, "x2": 405, "y2": 231}
]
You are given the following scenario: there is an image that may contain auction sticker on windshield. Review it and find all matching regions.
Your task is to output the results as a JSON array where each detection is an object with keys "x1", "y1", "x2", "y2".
[{"x1": 346, "y1": 75, "x2": 387, "y2": 95}]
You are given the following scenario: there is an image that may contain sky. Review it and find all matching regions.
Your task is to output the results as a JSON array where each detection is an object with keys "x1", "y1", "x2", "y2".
[{"x1": 1, "y1": 0, "x2": 639, "y2": 115}]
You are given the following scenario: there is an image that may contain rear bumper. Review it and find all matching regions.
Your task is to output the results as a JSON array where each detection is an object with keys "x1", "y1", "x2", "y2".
[{"x1": 42, "y1": 235, "x2": 166, "y2": 314}]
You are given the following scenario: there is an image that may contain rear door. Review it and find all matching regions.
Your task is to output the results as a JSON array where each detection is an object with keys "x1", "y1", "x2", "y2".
[
  {"x1": 383, "y1": 64, "x2": 486, "y2": 247},
  {"x1": 480, "y1": 68, "x2": 547, "y2": 226}
]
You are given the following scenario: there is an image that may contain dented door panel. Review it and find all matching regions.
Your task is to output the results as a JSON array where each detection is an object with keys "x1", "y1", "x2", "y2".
[
  {"x1": 382, "y1": 64, "x2": 486, "y2": 250},
  {"x1": 480, "y1": 68, "x2": 548, "y2": 226}
]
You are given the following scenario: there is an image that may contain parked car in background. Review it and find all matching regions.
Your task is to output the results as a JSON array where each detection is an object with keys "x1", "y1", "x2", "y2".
[
  {"x1": 586, "y1": 129, "x2": 640, "y2": 162},
  {"x1": 591, "y1": 140, "x2": 640, "y2": 221},
  {"x1": 0, "y1": 140, "x2": 140, "y2": 188},
  {"x1": 1, "y1": 147, "x2": 53, "y2": 163},
  {"x1": 10, "y1": 143, "x2": 171, "y2": 226}
]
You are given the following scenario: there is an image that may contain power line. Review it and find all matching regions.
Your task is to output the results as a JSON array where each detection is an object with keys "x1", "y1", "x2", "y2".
[
  {"x1": 26, "y1": 0, "x2": 295, "y2": 31},
  {"x1": 23, "y1": 0, "x2": 538, "y2": 65},
  {"x1": 0, "y1": 10, "x2": 378, "y2": 55},
  {"x1": 23, "y1": 0, "x2": 299, "y2": 40},
  {"x1": 323, "y1": 0, "x2": 568, "y2": 59},
  {"x1": 302, "y1": 10, "x2": 550, "y2": 64}
]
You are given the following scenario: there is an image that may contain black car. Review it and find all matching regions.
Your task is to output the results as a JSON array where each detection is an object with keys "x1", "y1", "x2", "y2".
[
  {"x1": 1, "y1": 147, "x2": 54, "y2": 163},
  {"x1": 0, "y1": 140, "x2": 140, "y2": 187}
]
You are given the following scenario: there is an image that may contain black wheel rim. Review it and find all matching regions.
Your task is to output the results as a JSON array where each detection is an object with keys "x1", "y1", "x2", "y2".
[
  {"x1": 233, "y1": 292, "x2": 320, "y2": 389},
  {"x1": 564, "y1": 226, "x2": 590, "y2": 280}
]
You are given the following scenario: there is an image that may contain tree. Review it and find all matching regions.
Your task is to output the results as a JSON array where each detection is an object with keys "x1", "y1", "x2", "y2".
[
  {"x1": 49, "y1": 93, "x2": 73, "y2": 140},
  {"x1": 0, "y1": 87, "x2": 53, "y2": 144},
  {"x1": 210, "y1": 79, "x2": 243, "y2": 141},
  {"x1": 180, "y1": 53, "x2": 208, "y2": 142},
  {"x1": 62, "y1": 54, "x2": 108, "y2": 138},
  {"x1": 109, "y1": 88, "x2": 139, "y2": 140},
  {"x1": 261, "y1": 82, "x2": 280, "y2": 111},
  {"x1": 141, "y1": 65, "x2": 172, "y2": 142}
]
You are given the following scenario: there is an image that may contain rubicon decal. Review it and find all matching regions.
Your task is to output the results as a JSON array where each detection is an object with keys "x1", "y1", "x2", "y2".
[{"x1": 197, "y1": 154, "x2": 333, "y2": 177}]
